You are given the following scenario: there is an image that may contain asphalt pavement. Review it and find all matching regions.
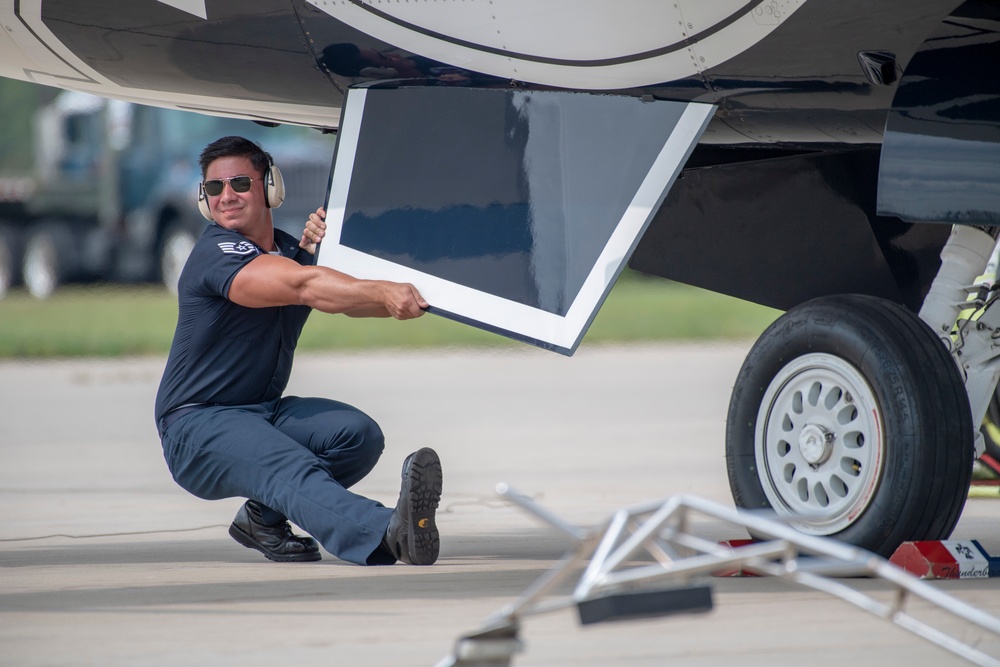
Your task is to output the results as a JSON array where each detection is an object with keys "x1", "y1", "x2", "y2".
[{"x1": 2, "y1": 343, "x2": 999, "y2": 666}]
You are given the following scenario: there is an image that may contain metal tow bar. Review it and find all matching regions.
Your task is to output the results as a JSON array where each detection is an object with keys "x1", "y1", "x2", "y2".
[{"x1": 435, "y1": 485, "x2": 1000, "y2": 667}]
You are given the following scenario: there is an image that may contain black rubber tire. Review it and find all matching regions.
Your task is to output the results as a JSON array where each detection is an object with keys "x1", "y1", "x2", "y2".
[{"x1": 726, "y1": 294, "x2": 973, "y2": 558}]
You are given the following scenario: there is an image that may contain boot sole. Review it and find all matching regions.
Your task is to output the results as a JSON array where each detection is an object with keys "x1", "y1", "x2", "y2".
[{"x1": 400, "y1": 447, "x2": 443, "y2": 565}]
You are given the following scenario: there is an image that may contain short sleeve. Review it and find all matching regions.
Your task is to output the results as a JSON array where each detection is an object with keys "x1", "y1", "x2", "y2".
[{"x1": 181, "y1": 227, "x2": 263, "y2": 299}]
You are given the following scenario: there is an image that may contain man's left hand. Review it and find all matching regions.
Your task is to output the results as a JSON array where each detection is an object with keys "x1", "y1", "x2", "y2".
[{"x1": 299, "y1": 207, "x2": 327, "y2": 256}]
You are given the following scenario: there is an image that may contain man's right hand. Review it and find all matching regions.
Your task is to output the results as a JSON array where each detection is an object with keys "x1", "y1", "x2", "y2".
[{"x1": 380, "y1": 282, "x2": 429, "y2": 320}]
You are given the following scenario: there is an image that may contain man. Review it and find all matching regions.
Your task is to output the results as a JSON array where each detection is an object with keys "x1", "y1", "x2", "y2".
[{"x1": 154, "y1": 135, "x2": 442, "y2": 566}]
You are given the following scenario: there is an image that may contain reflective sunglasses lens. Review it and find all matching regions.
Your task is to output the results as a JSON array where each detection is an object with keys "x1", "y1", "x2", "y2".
[
  {"x1": 230, "y1": 176, "x2": 253, "y2": 193},
  {"x1": 203, "y1": 176, "x2": 252, "y2": 196}
]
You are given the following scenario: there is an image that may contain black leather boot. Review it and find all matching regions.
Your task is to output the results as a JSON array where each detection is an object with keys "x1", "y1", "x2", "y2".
[
  {"x1": 229, "y1": 500, "x2": 321, "y2": 562},
  {"x1": 381, "y1": 447, "x2": 443, "y2": 565}
]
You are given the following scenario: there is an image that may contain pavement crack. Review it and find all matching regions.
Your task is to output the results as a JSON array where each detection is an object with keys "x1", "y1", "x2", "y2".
[{"x1": 0, "y1": 525, "x2": 227, "y2": 542}]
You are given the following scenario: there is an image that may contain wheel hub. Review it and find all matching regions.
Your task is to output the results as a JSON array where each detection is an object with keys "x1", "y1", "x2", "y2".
[
  {"x1": 798, "y1": 424, "x2": 833, "y2": 466},
  {"x1": 753, "y1": 352, "x2": 885, "y2": 535}
]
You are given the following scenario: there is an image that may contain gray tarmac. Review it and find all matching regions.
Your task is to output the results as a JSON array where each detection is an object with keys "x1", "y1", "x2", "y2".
[{"x1": 2, "y1": 342, "x2": 999, "y2": 666}]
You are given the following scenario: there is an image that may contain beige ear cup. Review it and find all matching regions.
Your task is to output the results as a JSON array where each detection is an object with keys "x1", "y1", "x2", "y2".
[
  {"x1": 198, "y1": 182, "x2": 212, "y2": 220},
  {"x1": 265, "y1": 163, "x2": 285, "y2": 209}
]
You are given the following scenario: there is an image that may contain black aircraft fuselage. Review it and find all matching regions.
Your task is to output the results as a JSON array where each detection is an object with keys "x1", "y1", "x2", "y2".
[{"x1": 11, "y1": 0, "x2": 998, "y2": 312}]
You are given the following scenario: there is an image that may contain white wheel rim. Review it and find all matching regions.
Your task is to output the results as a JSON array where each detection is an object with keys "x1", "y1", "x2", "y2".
[
  {"x1": 23, "y1": 235, "x2": 57, "y2": 299},
  {"x1": 755, "y1": 353, "x2": 885, "y2": 535},
  {"x1": 162, "y1": 231, "x2": 195, "y2": 295}
]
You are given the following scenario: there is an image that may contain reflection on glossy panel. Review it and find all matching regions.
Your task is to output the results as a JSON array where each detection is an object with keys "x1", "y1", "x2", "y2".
[
  {"x1": 321, "y1": 86, "x2": 713, "y2": 353},
  {"x1": 340, "y1": 87, "x2": 685, "y2": 315},
  {"x1": 878, "y1": 2, "x2": 1000, "y2": 223}
]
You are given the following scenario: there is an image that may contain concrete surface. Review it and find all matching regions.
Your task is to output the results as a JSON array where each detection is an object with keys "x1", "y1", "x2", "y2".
[{"x1": 2, "y1": 342, "x2": 999, "y2": 666}]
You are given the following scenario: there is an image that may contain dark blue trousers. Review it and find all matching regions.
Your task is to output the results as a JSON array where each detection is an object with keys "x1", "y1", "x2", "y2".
[{"x1": 158, "y1": 396, "x2": 395, "y2": 565}]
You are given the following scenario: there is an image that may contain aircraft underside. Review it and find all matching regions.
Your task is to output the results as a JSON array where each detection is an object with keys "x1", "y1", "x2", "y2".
[{"x1": 2, "y1": 0, "x2": 1000, "y2": 558}]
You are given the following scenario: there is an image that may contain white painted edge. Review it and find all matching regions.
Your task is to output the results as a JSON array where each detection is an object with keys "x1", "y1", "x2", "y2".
[{"x1": 318, "y1": 88, "x2": 715, "y2": 351}]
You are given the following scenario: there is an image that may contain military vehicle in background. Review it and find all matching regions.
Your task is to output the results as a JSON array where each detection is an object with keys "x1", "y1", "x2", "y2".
[{"x1": 0, "y1": 79, "x2": 334, "y2": 298}]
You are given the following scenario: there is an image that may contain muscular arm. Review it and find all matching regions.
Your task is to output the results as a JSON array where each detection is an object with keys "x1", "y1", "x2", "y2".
[{"x1": 228, "y1": 254, "x2": 428, "y2": 319}]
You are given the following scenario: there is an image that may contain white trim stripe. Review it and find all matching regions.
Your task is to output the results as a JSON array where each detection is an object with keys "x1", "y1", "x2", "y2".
[{"x1": 318, "y1": 89, "x2": 715, "y2": 353}]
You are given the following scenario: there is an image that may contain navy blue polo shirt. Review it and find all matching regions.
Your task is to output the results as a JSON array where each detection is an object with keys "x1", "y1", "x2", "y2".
[{"x1": 154, "y1": 223, "x2": 313, "y2": 423}]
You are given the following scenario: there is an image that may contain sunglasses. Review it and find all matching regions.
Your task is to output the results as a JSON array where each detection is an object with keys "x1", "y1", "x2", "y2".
[{"x1": 203, "y1": 175, "x2": 254, "y2": 196}]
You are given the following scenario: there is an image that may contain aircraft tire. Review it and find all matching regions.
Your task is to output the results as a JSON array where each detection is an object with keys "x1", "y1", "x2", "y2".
[{"x1": 725, "y1": 293, "x2": 973, "y2": 558}]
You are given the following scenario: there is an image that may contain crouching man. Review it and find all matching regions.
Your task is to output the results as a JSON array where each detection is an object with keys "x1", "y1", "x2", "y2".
[{"x1": 154, "y1": 135, "x2": 441, "y2": 565}]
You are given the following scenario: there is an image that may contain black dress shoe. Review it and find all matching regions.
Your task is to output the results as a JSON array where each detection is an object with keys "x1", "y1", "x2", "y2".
[
  {"x1": 381, "y1": 447, "x2": 443, "y2": 565},
  {"x1": 229, "y1": 500, "x2": 321, "y2": 562}
]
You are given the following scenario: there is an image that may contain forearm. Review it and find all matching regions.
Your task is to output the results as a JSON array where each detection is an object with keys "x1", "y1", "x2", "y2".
[
  {"x1": 228, "y1": 255, "x2": 427, "y2": 319},
  {"x1": 301, "y1": 267, "x2": 427, "y2": 320},
  {"x1": 345, "y1": 306, "x2": 392, "y2": 318},
  {"x1": 297, "y1": 208, "x2": 388, "y2": 317},
  {"x1": 299, "y1": 267, "x2": 391, "y2": 314}
]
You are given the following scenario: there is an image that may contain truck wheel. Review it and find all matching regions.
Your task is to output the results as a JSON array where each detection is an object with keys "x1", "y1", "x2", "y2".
[
  {"x1": 726, "y1": 294, "x2": 973, "y2": 557},
  {"x1": 0, "y1": 232, "x2": 13, "y2": 299},
  {"x1": 160, "y1": 226, "x2": 196, "y2": 295},
  {"x1": 23, "y1": 228, "x2": 63, "y2": 299}
]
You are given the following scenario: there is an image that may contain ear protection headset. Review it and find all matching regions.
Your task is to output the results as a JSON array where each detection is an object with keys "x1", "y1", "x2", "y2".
[{"x1": 197, "y1": 156, "x2": 285, "y2": 221}]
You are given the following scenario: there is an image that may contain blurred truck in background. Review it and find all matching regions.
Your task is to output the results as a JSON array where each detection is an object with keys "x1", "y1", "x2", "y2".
[{"x1": 0, "y1": 79, "x2": 334, "y2": 298}]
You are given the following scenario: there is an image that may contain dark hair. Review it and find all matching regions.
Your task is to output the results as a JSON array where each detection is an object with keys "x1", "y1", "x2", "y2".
[{"x1": 199, "y1": 135, "x2": 272, "y2": 179}]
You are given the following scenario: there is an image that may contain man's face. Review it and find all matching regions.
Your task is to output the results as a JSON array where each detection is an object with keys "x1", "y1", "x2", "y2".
[{"x1": 203, "y1": 156, "x2": 268, "y2": 234}]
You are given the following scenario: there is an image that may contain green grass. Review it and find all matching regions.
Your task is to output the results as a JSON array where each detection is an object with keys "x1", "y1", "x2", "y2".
[{"x1": 0, "y1": 272, "x2": 782, "y2": 358}]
